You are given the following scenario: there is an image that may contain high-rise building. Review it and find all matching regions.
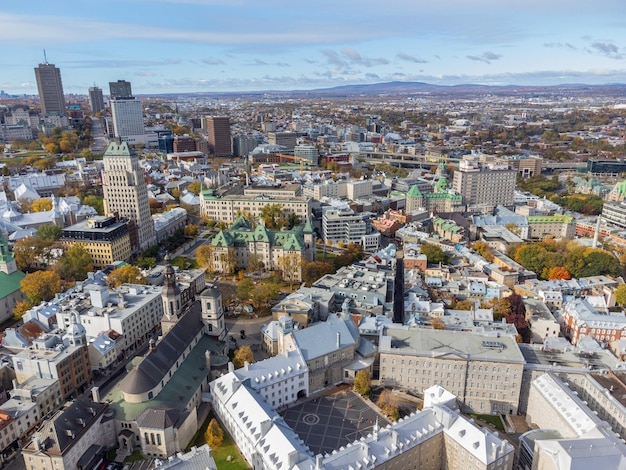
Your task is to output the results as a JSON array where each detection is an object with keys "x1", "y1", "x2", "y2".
[
  {"x1": 88, "y1": 86, "x2": 105, "y2": 113},
  {"x1": 452, "y1": 155, "x2": 516, "y2": 209},
  {"x1": 110, "y1": 98, "x2": 144, "y2": 140},
  {"x1": 109, "y1": 80, "x2": 133, "y2": 99},
  {"x1": 34, "y1": 62, "x2": 66, "y2": 116},
  {"x1": 102, "y1": 141, "x2": 156, "y2": 251},
  {"x1": 205, "y1": 116, "x2": 231, "y2": 157}
]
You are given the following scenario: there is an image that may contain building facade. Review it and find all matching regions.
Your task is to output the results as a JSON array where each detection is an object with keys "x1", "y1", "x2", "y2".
[
  {"x1": 205, "y1": 116, "x2": 231, "y2": 157},
  {"x1": 88, "y1": 86, "x2": 104, "y2": 113},
  {"x1": 110, "y1": 98, "x2": 145, "y2": 140},
  {"x1": 379, "y1": 326, "x2": 525, "y2": 414},
  {"x1": 102, "y1": 141, "x2": 157, "y2": 251},
  {"x1": 34, "y1": 63, "x2": 66, "y2": 116},
  {"x1": 60, "y1": 216, "x2": 132, "y2": 268},
  {"x1": 452, "y1": 157, "x2": 516, "y2": 208}
]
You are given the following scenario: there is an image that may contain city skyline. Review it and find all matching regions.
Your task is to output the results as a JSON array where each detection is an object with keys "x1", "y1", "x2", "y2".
[{"x1": 1, "y1": 0, "x2": 625, "y2": 95}]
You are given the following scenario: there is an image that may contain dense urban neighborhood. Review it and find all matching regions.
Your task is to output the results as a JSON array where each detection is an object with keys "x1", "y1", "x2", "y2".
[{"x1": 2, "y1": 64, "x2": 626, "y2": 470}]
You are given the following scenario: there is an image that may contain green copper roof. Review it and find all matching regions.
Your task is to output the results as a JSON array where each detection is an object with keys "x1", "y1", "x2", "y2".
[
  {"x1": 0, "y1": 270, "x2": 25, "y2": 300},
  {"x1": 616, "y1": 180, "x2": 626, "y2": 198},
  {"x1": 103, "y1": 141, "x2": 135, "y2": 158},
  {"x1": 303, "y1": 216, "x2": 314, "y2": 234},
  {"x1": 435, "y1": 177, "x2": 449, "y2": 193},
  {"x1": 407, "y1": 185, "x2": 423, "y2": 198},
  {"x1": 211, "y1": 220, "x2": 305, "y2": 250},
  {"x1": 0, "y1": 232, "x2": 15, "y2": 266}
]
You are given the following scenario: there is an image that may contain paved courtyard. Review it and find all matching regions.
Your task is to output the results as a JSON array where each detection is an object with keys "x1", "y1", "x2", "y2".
[{"x1": 281, "y1": 389, "x2": 388, "y2": 455}]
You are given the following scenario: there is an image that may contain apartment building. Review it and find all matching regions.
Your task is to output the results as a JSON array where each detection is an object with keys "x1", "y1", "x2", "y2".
[
  {"x1": 527, "y1": 214, "x2": 576, "y2": 240},
  {"x1": 200, "y1": 191, "x2": 311, "y2": 224},
  {"x1": 563, "y1": 297, "x2": 626, "y2": 346},
  {"x1": 452, "y1": 157, "x2": 516, "y2": 208},
  {"x1": 12, "y1": 320, "x2": 91, "y2": 401},
  {"x1": 379, "y1": 326, "x2": 525, "y2": 414},
  {"x1": 322, "y1": 208, "x2": 380, "y2": 251},
  {"x1": 56, "y1": 283, "x2": 164, "y2": 356},
  {"x1": 60, "y1": 216, "x2": 132, "y2": 268}
]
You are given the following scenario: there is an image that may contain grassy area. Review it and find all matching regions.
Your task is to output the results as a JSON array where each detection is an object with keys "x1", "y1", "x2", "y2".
[
  {"x1": 106, "y1": 449, "x2": 117, "y2": 460},
  {"x1": 316, "y1": 249, "x2": 336, "y2": 260},
  {"x1": 171, "y1": 255, "x2": 199, "y2": 270},
  {"x1": 124, "y1": 450, "x2": 145, "y2": 463},
  {"x1": 470, "y1": 414, "x2": 505, "y2": 431},
  {"x1": 188, "y1": 412, "x2": 249, "y2": 469}
]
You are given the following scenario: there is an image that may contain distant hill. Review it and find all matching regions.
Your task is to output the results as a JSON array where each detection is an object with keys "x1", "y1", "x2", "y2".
[{"x1": 144, "y1": 81, "x2": 626, "y2": 99}]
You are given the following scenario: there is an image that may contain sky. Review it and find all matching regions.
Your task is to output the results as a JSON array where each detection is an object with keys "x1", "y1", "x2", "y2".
[{"x1": 1, "y1": 0, "x2": 626, "y2": 95}]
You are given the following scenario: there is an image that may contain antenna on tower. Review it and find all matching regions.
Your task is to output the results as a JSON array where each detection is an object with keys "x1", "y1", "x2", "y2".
[{"x1": 43, "y1": 49, "x2": 48, "y2": 64}]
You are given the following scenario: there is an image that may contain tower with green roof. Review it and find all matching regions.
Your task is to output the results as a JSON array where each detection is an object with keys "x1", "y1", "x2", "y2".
[{"x1": 0, "y1": 231, "x2": 26, "y2": 322}]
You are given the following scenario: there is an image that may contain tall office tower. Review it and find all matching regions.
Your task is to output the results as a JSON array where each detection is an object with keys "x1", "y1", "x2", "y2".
[
  {"x1": 109, "y1": 80, "x2": 133, "y2": 99},
  {"x1": 34, "y1": 62, "x2": 66, "y2": 116},
  {"x1": 205, "y1": 116, "x2": 232, "y2": 157},
  {"x1": 102, "y1": 141, "x2": 156, "y2": 251},
  {"x1": 452, "y1": 156, "x2": 517, "y2": 208},
  {"x1": 110, "y1": 98, "x2": 144, "y2": 139},
  {"x1": 88, "y1": 86, "x2": 105, "y2": 113}
]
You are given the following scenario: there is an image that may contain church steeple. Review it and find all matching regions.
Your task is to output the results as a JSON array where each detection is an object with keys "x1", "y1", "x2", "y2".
[{"x1": 161, "y1": 254, "x2": 182, "y2": 327}]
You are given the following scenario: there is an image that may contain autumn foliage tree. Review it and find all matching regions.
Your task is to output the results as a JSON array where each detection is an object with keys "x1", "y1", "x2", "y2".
[
  {"x1": 107, "y1": 265, "x2": 146, "y2": 288},
  {"x1": 31, "y1": 198, "x2": 53, "y2": 212},
  {"x1": 353, "y1": 370, "x2": 371, "y2": 398},
  {"x1": 204, "y1": 418, "x2": 224, "y2": 448},
  {"x1": 54, "y1": 244, "x2": 94, "y2": 282},
  {"x1": 547, "y1": 266, "x2": 571, "y2": 280},
  {"x1": 233, "y1": 345, "x2": 255, "y2": 369},
  {"x1": 376, "y1": 390, "x2": 400, "y2": 421},
  {"x1": 616, "y1": 284, "x2": 626, "y2": 307},
  {"x1": 20, "y1": 271, "x2": 63, "y2": 306}
]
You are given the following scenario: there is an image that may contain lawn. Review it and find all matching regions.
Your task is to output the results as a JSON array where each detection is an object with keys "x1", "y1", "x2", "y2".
[
  {"x1": 470, "y1": 413, "x2": 505, "y2": 431},
  {"x1": 124, "y1": 450, "x2": 144, "y2": 463},
  {"x1": 188, "y1": 412, "x2": 249, "y2": 470}
]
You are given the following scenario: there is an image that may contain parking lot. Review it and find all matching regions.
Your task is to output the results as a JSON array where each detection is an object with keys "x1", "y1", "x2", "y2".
[{"x1": 281, "y1": 389, "x2": 388, "y2": 455}]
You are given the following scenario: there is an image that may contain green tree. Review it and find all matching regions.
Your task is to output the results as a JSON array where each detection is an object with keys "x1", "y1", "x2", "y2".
[
  {"x1": 353, "y1": 370, "x2": 371, "y2": 398},
  {"x1": 250, "y1": 282, "x2": 280, "y2": 310},
  {"x1": 136, "y1": 256, "x2": 157, "y2": 269},
  {"x1": 54, "y1": 244, "x2": 94, "y2": 281},
  {"x1": 12, "y1": 237, "x2": 57, "y2": 269},
  {"x1": 21, "y1": 271, "x2": 63, "y2": 305},
  {"x1": 490, "y1": 298, "x2": 511, "y2": 321},
  {"x1": 420, "y1": 243, "x2": 450, "y2": 264},
  {"x1": 83, "y1": 195, "x2": 104, "y2": 215},
  {"x1": 107, "y1": 265, "x2": 146, "y2": 288},
  {"x1": 236, "y1": 278, "x2": 254, "y2": 302},
  {"x1": 616, "y1": 284, "x2": 626, "y2": 307},
  {"x1": 260, "y1": 204, "x2": 286, "y2": 229},
  {"x1": 184, "y1": 224, "x2": 199, "y2": 237},
  {"x1": 233, "y1": 345, "x2": 255, "y2": 369},
  {"x1": 204, "y1": 418, "x2": 224, "y2": 448},
  {"x1": 36, "y1": 224, "x2": 62, "y2": 241}
]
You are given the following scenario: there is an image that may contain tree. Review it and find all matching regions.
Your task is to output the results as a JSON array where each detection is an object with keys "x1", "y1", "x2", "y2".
[
  {"x1": 36, "y1": 224, "x2": 62, "y2": 241},
  {"x1": 616, "y1": 284, "x2": 626, "y2": 307},
  {"x1": 260, "y1": 204, "x2": 286, "y2": 229},
  {"x1": 278, "y1": 253, "x2": 301, "y2": 287},
  {"x1": 21, "y1": 271, "x2": 62, "y2": 305},
  {"x1": 472, "y1": 241, "x2": 494, "y2": 262},
  {"x1": 250, "y1": 282, "x2": 280, "y2": 310},
  {"x1": 204, "y1": 418, "x2": 224, "y2": 448},
  {"x1": 54, "y1": 244, "x2": 94, "y2": 282},
  {"x1": 187, "y1": 181, "x2": 201, "y2": 195},
  {"x1": 196, "y1": 244, "x2": 216, "y2": 272},
  {"x1": 184, "y1": 224, "x2": 199, "y2": 237},
  {"x1": 376, "y1": 390, "x2": 400, "y2": 421},
  {"x1": 301, "y1": 260, "x2": 334, "y2": 286},
  {"x1": 548, "y1": 266, "x2": 571, "y2": 280},
  {"x1": 247, "y1": 254, "x2": 263, "y2": 273},
  {"x1": 453, "y1": 299, "x2": 474, "y2": 311},
  {"x1": 233, "y1": 345, "x2": 255, "y2": 368},
  {"x1": 83, "y1": 195, "x2": 104, "y2": 215},
  {"x1": 236, "y1": 278, "x2": 254, "y2": 302},
  {"x1": 13, "y1": 300, "x2": 33, "y2": 320},
  {"x1": 431, "y1": 317, "x2": 446, "y2": 329},
  {"x1": 31, "y1": 198, "x2": 53, "y2": 212},
  {"x1": 136, "y1": 256, "x2": 157, "y2": 269},
  {"x1": 420, "y1": 243, "x2": 450, "y2": 264},
  {"x1": 107, "y1": 265, "x2": 146, "y2": 288},
  {"x1": 490, "y1": 298, "x2": 511, "y2": 321},
  {"x1": 353, "y1": 370, "x2": 371, "y2": 398}
]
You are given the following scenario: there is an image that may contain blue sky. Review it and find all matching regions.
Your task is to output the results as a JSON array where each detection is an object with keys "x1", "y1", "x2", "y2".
[{"x1": 1, "y1": 0, "x2": 626, "y2": 94}]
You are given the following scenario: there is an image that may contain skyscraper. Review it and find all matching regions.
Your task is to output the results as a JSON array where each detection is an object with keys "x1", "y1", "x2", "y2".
[
  {"x1": 205, "y1": 116, "x2": 231, "y2": 157},
  {"x1": 110, "y1": 98, "x2": 144, "y2": 139},
  {"x1": 109, "y1": 80, "x2": 133, "y2": 99},
  {"x1": 34, "y1": 62, "x2": 66, "y2": 116},
  {"x1": 102, "y1": 141, "x2": 156, "y2": 251},
  {"x1": 88, "y1": 86, "x2": 105, "y2": 113}
]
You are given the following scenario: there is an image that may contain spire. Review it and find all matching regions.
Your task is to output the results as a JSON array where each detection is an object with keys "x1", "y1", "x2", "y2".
[{"x1": 303, "y1": 216, "x2": 314, "y2": 234}]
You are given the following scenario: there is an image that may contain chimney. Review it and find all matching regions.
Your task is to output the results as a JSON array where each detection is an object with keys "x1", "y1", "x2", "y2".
[
  {"x1": 315, "y1": 454, "x2": 323, "y2": 470},
  {"x1": 244, "y1": 361, "x2": 250, "y2": 370},
  {"x1": 12, "y1": 379, "x2": 17, "y2": 391},
  {"x1": 228, "y1": 362, "x2": 234, "y2": 373},
  {"x1": 91, "y1": 386, "x2": 101, "y2": 402},
  {"x1": 205, "y1": 350, "x2": 212, "y2": 370},
  {"x1": 336, "y1": 332, "x2": 341, "y2": 349},
  {"x1": 149, "y1": 338, "x2": 156, "y2": 352}
]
